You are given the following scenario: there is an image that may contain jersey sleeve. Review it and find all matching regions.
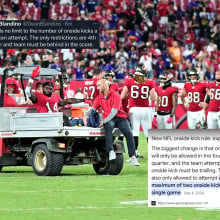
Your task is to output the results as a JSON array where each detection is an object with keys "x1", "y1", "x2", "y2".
[{"x1": 124, "y1": 78, "x2": 130, "y2": 88}]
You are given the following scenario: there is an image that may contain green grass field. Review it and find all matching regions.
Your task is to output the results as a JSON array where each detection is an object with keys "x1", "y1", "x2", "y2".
[{"x1": 0, "y1": 132, "x2": 220, "y2": 220}]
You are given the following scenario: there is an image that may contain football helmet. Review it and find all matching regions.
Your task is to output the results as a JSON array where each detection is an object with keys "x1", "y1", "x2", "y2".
[
  {"x1": 7, "y1": 67, "x2": 20, "y2": 80},
  {"x1": 187, "y1": 68, "x2": 199, "y2": 83},
  {"x1": 159, "y1": 71, "x2": 173, "y2": 87},
  {"x1": 102, "y1": 70, "x2": 115, "y2": 79},
  {"x1": 134, "y1": 64, "x2": 147, "y2": 76},
  {"x1": 134, "y1": 64, "x2": 147, "y2": 84},
  {"x1": 55, "y1": 74, "x2": 69, "y2": 87}
]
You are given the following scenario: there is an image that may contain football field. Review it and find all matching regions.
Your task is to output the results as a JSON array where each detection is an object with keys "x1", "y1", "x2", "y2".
[{"x1": 0, "y1": 132, "x2": 219, "y2": 220}]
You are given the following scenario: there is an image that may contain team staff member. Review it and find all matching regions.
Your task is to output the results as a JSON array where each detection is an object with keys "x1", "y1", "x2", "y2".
[
  {"x1": 153, "y1": 72, "x2": 178, "y2": 129},
  {"x1": 202, "y1": 69, "x2": 220, "y2": 129},
  {"x1": 121, "y1": 64, "x2": 156, "y2": 157},
  {"x1": 181, "y1": 68, "x2": 208, "y2": 129},
  {"x1": 83, "y1": 79, "x2": 139, "y2": 166}
]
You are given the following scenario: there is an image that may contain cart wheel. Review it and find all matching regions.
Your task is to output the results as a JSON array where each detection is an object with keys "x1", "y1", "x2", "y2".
[
  {"x1": 108, "y1": 153, "x2": 124, "y2": 175},
  {"x1": 93, "y1": 153, "x2": 124, "y2": 175},
  {"x1": 32, "y1": 144, "x2": 64, "y2": 176}
]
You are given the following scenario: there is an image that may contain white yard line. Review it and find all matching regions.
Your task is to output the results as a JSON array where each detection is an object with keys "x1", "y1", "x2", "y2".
[
  {"x1": 120, "y1": 200, "x2": 148, "y2": 205},
  {"x1": 195, "y1": 207, "x2": 220, "y2": 211},
  {"x1": 0, "y1": 187, "x2": 146, "y2": 193},
  {"x1": 0, "y1": 205, "x2": 148, "y2": 212}
]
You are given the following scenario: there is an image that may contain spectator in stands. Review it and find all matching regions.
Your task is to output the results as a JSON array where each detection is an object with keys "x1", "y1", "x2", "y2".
[
  {"x1": 23, "y1": 55, "x2": 33, "y2": 66},
  {"x1": 61, "y1": 49, "x2": 75, "y2": 62},
  {"x1": 11, "y1": 0, "x2": 20, "y2": 16},
  {"x1": 154, "y1": 34, "x2": 167, "y2": 52},
  {"x1": 188, "y1": 14, "x2": 200, "y2": 39},
  {"x1": 100, "y1": 59, "x2": 114, "y2": 71},
  {"x1": 63, "y1": 59, "x2": 75, "y2": 78},
  {"x1": 90, "y1": 6, "x2": 102, "y2": 23},
  {"x1": 199, "y1": 13, "x2": 209, "y2": 38},
  {"x1": 176, "y1": 5, "x2": 185, "y2": 20},
  {"x1": 51, "y1": 12, "x2": 59, "y2": 20},
  {"x1": 183, "y1": 44, "x2": 193, "y2": 59},
  {"x1": 124, "y1": 4, "x2": 136, "y2": 30},
  {"x1": 40, "y1": 49, "x2": 52, "y2": 68},
  {"x1": 169, "y1": 40, "x2": 182, "y2": 70},
  {"x1": 84, "y1": 60, "x2": 96, "y2": 79},
  {"x1": 114, "y1": 59, "x2": 126, "y2": 80},
  {"x1": 86, "y1": 0, "x2": 98, "y2": 16},
  {"x1": 157, "y1": 0, "x2": 169, "y2": 27},
  {"x1": 175, "y1": 64, "x2": 187, "y2": 81},
  {"x1": 128, "y1": 45, "x2": 138, "y2": 71},
  {"x1": 78, "y1": 49, "x2": 90, "y2": 68},
  {"x1": 184, "y1": 59, "x2": 193, "y2": 74},
  {"x1": 77, "y1": 0, "x2": 88, "y2": 15},
  {"x1": 211, "y1": 24, "x2": 220, "y2": 50},
  {"x1": 74, "y1": 60, "x2": 84, "y2": 79},
  {"x1": 139, "y1": 46, "x2": 153, "y2": 79},
  {"x1": 205, "y1": 64, "x2": 215, "y2": 81},
  {"x1": 97, "y1": 40, "x2": 108, "y2": 62},
  {"x1": 6, "y1": 9, "x2": 17, "y2": 20},
  {"x1": 76, "y1": 10, "x2": 89, "y2": 20},
  {"x1": 61, "y1": 12, "x2": 71, "y2": 20},
  {"x1": 14, "y1": 54, "x2": 23, "y2": 67},
  {"x1": 50, "y1": 57, "x2": 62, "y2": 71},
  {"x1": 41, "y1": 0, "x2": 50, "y2": 20},
  {"x1": 115, "y1": 46, "x2": 128, "y2": 69},
  {"x1": 155, "y1": 55, "x2": 166, "y2": 77}
]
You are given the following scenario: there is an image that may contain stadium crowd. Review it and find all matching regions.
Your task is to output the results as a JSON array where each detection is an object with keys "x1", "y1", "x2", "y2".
[{"x1": 0, "y1": 0, "x2": 219, "y2": 81}]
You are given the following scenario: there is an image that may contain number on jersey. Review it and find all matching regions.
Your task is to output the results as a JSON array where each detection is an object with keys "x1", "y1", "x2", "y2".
[
  {"x1": 130, "y1": 85, "x2": 149, "y2": 99},
  {"x1": 188, "y1": 92, "x2": 200, "y2": 103},
  {"x1": 210, "y1": 88, "x2": 220, "y2": 100},
  {"x1": 159, "y1": 96, "x2": 168, "y2": 107},
  {"x1": 46, "y1": 102, "x2": 58, "y2": 112},
  {"x1": 84, "y1": 86, "x2": 95, "y2": 100}
]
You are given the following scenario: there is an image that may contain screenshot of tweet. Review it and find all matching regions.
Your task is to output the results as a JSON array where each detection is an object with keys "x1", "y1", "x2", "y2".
[
  {"x1": 0, "y1": 20, "x2": 99, "y2": 49},
  {"x1": 148, "y1": 130, "x2": 220, "y2": 207}
]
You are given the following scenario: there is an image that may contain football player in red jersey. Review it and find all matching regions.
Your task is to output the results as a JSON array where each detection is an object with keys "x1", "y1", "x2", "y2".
[
  {"x1": 121, "y1": 64, "x2": 156, "y2": 156},
  {"x1": 83, "y1": 67, "x2": 102, "y2": 106},
  {"x1": 153, "y1": 72, "x2": 178, "y2": 129},
  {"x1": 181, "y1": 68, "x2": 208, "y2": 129},
  {"x1": 202, "y1": 69, "x2": 220, "y2": 129},
  {"x1": 25, "y1": 67, "x2": 84, "y2": 113}
]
